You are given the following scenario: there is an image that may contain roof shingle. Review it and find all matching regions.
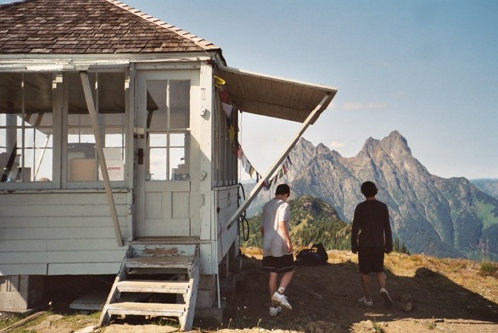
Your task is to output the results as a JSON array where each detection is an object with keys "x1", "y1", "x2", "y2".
[{"x1": 0, "y1": 0, "x2": 220, "y2": 54}]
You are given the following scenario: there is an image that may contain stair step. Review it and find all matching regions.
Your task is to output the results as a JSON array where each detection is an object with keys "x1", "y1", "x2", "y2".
[
  {"x1": 107, "y1": 302, "x2": 185, "y2": 317},
  {"x1": 125, "y1": 256, "x2": 194, "y2": 269},
  {"x1": 117, "y1": 280, "x2": 189, "y2": 294}
]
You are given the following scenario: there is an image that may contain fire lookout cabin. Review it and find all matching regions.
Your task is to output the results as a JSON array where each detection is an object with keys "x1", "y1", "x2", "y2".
[{"x1": 0, "y1": 0, "x2": 337, "y2": 330}]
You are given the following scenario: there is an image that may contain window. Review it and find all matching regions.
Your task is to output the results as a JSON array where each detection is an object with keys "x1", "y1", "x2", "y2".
[
  {"x1": 0, "y1": 73, "x2": 53, "y2": 183},
  {"x1": 66, "y1": 72, "x2": 126, "y2": 183},
  {"x1": 0, "y1": 71, "x2": 127, "y2": 188},
  {"x1": 146, "y1": 80, "x2": 190, "y2": 181}
]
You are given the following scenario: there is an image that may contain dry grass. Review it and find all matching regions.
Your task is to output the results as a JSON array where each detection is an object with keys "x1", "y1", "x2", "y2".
[
  {"x1": 1, "y1": 249, "x2": 497, "y2": 333},
  {"x1": 243, "y1": 247, "x2": 498, "y2": 305}
]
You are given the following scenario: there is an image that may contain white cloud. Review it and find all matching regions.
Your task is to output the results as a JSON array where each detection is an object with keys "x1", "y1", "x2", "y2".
[
  {"x1": 329, "y1": 141, "x2": 345, "y2": 149},
  {"x1": 342, "y1": 102, "x2": 364, "y2": 111},
  {"x1": 365, "y1": 103, "x2": 387, "y2": 110},
  {"x1": 342, "y1": 102, "x2": 387, "y2": 111}
]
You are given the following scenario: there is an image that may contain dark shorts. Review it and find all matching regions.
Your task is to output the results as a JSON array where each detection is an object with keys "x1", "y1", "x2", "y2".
[
  {"x1": 262, "y1": 254, "x2": 295, "y2": 273},
  {"x1": 358, "y1": 247, "x2": 384, "y2": 274}
]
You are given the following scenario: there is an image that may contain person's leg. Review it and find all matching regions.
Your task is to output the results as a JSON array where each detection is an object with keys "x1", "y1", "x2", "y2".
[
  {"x1": 269, "y1": 272, "x2": 278, "y2": 298},
  {"x1": 377, "y1": 270, "x2": 392, "y2": 306},
  {"x1": 376, "y1": 271, "x2": 386, "y2": 290},
  {"x1": 271, "y1": 270, "x2": 293, "y2": 310},
  {"x1": 270, "y1": 254, "x2": 294, "y2": 310},
  {"x1": 278, "y1": 269, "x2": 294, "y2": 293},
  {"x1": 360, "y1": 273, "x2": 371, "y2": 299}
]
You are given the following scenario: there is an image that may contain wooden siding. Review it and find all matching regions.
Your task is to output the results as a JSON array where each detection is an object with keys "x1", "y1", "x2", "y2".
[
  {"x1": 215, "y1": 186, "x2": 239, "y2": 264},
  {"x1": 0, "y1": 191, "x2": 130, "y2": 275}
]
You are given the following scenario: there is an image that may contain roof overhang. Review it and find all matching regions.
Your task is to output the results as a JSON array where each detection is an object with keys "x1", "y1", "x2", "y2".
[
  {"x1": 214, "y1": 65, "x2": 337, "y2": 124},
  {"x1": 222, "y1": 66, "x2": 338, "y2": 230}
]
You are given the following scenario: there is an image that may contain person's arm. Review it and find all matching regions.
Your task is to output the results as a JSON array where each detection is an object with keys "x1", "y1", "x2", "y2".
[
  {"x1": 351, "y1": 206, "x2": 360, "y2": 253},
  {"x1": 278, "y1": 220, "x2": 293, "y2": 253},
  {"x1": 384, "y1": 204, "x2": 393, "y2": 253},
  {"x1": 260, "y1": 225, "x2": 264, "y2": 236}
]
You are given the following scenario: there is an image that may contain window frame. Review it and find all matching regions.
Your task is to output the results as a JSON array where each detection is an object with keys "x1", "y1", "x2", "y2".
[
  {"x1": 0, "y1": 69, "x2": 130, "y2": 191},
  {"x1": 62, "y1": 71, "x2": 129, "y2": 189}
]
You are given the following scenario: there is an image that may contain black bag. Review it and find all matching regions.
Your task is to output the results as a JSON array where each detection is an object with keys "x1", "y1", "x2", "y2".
[{"x1": 296, "y1": 243, "x2": 328, "y2": 266}]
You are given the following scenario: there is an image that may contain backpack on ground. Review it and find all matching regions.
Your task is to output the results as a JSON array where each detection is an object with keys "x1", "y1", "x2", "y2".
[{"x1": 296, "y1": 243, "x2": 328, "y2": 266}]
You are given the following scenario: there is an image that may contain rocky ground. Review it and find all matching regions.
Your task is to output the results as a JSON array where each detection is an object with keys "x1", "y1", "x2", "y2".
[{"x1": 1, "y1": 250, "x2": 497, "y2": 332}]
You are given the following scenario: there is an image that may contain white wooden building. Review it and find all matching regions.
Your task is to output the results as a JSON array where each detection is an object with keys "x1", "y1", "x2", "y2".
[{"x1": 0, "y1": 0, "x2": 336, "y2": 329}]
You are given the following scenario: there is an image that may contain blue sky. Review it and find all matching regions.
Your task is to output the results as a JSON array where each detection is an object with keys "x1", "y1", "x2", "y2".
[
  {"x1": 123, "y1": 0, "x2": 497, "y2": 180},
  {"x1": 2, "y1": 0, "x2": 497, "y2": 180}
]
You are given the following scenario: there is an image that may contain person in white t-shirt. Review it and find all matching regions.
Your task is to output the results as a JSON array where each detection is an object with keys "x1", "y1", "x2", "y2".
[{"x1": 261, "y1": 183, "x2": 295, "y2": 316}]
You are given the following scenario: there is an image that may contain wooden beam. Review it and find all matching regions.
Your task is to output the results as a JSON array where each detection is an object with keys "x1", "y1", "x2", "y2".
[
  {"x1": 226, "y1": 93, "x2": 331, "y2": 229},
  {"x1": 80, "y1": 72, "x2": 123, "y2": 247}
]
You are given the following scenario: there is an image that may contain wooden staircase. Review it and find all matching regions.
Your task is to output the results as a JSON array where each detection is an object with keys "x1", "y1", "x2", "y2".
[{"x1": 99, "y1": 243, "x2": 200, "y2": 331}]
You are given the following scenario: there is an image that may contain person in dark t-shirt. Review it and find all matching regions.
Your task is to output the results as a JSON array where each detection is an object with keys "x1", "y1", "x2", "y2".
[{"x1": 351, "y1": 181, "x2": 393, "y2": 307}]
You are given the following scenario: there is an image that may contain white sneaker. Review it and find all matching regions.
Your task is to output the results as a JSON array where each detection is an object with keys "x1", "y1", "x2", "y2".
[
  {"x1": 269, "y1": 305, "x2": 282, "y2": 317},
  {"x1": 380, "y1": 288, "x2": 392, "y2": 307},
  {"x1": 358, "y1": 296, "x2": 373, "y2": 307},
  {"x1": 271, "y1": 291, "x2": 292, "y2": 310}
]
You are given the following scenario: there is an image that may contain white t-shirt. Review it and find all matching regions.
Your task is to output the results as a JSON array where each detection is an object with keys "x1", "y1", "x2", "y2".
[{"x1": 261, "y1": 198, "x2": 291, "y2": 257}]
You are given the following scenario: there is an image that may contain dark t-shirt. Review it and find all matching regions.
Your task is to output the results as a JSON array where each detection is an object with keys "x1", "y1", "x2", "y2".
[{"x1": 351, "y1": 199, "x2": 393, "y2": 252}]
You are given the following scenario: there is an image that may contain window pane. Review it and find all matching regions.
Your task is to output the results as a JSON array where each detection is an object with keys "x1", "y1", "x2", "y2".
[
  {"x1": 67, "y1": 73, "x2": 97, "y2": 181},
  {"x1": 170, "y1": 147, "x2": 188, "y2": 180},
  {"x1": 67, "y1": 72, "x2": 126, "y2": 182},
  {"x1": 150, "y1": 133, "x2": 166, "y2": 147},
  {"x1": 98, "y1": 73, "x2": 126, "y2": 181},
  {"x1": 149, "y1": 147, "x2": 166, "y2": 180},
  {"x1": 0, "y1": 73, "x2": 53, "y2": 183},
  {"x1": 145, "y1": 80, "x2": 190, "y2": 181},
  {"x1": 99, "y1": 73, "x2": 125, "y2": 114},
  {"x1": 169, "y1": 133, "x2": 189, "y2": 180},
  {"x1": 25, "y1": 73, "x2": 53, "y2": 182},
  {"x1": 146, "y1": 80, "x2": 167, "y2": 131},
  {"x1": 169, "y1": 80, "x2": 189, "y2": 129}
]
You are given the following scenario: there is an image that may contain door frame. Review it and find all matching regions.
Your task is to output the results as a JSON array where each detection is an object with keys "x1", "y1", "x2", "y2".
[{"x1": 134, "y1": 69, "x2": 198, "y2": 238}]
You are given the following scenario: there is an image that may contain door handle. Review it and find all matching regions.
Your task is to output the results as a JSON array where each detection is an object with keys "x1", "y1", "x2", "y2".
[{"x1": 138, "y1": 148, "x2": 144, "y2": 165}]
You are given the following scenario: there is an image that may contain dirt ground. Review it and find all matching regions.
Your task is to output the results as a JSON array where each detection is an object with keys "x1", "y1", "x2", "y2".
[
  {"x1": 1, "y1": 250, "x2": 497, "y2": 333},
  {"x1": 213, "y1": 250, "x2": 498, "y2": 333}
]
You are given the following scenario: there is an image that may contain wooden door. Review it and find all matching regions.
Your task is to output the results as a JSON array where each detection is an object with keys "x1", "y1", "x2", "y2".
[{"x1": 135, "y1": 70, "x2": 195, "y2": 237}]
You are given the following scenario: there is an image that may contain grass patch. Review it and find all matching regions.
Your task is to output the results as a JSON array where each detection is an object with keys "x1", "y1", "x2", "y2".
[
  {"x1": 0, "y1": 311, "x2": 101, "y2": 333},
  {"x1": 480, "y1": 261, "x2": 498, "y2": 277},
  {"x1": 427, "y1": 320, "x2": 437, "y2": 330},
  {"x1": 371, "y1": 320, "x2": 385, "y2": 333},
  {"x1": 0, "y1": 314, "x2": 22, "y2": 329}
]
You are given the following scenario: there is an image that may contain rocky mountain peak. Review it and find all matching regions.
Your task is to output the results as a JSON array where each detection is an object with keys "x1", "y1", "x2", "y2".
[
  {"x1": 361, "y1": 136, "x2": 380, "y2": 152},
  {"x1": 316, "y1": 142, "x2": 330, "y2": 154},
  {"x1": 380, "y1": 130, "x2": 412, "y2": 156},
  {"x1": 284, "y1": 131, "x2": 498, "y2": 260}
]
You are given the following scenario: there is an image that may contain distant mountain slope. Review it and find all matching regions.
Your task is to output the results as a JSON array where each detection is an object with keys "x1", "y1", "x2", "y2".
[
  {"x1": 472, "y1": 179, "x2": 498, "y2": 199},
  {"x1": 250, "y1": 131, "x2": 498, "y2": 260},
  {"x1": 242, "y1": 196, "x2": 351, "y2": 251}
]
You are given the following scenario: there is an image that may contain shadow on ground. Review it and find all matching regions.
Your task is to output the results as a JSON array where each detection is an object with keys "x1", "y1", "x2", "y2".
[{"x1": 217, "y1": 255, "x2": 498, "y2": 332}]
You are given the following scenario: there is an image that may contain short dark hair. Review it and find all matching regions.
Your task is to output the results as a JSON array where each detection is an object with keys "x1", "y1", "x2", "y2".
[
  {"x1": 361, "y1": 181, "x2": 378, "y2": 197},
  {"x1": 275, "y1": 184, "x2": 290, "y2": 196}
]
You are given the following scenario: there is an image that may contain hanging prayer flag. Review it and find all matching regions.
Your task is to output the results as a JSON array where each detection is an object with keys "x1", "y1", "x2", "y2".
[
  {"x1": 229, "y1": 125, "x2": 236, "y2": 142},
  {"x1": 233, "y1": 145, "x2": 243, "y2": 159},
  {"x1": 222, "y1": 102, "x2": 233, "y2": 118},
  {"x1": 249, "y1": 166, "x2": 255, "y2": 178},
  {"x1": 241, "y1": 154, "x2": 248, "y2": 167},
  {"x1": 235, "y1": 142, "x2": 295, "y2": 187},
  {"x1": 218, "y1": 89, "x2": 229, "y2": 103}
]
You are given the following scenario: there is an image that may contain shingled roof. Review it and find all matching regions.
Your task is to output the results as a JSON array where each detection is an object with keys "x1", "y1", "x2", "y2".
[{"x1": 0, "y1": 0, "x2": 220, "y2": 54}]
